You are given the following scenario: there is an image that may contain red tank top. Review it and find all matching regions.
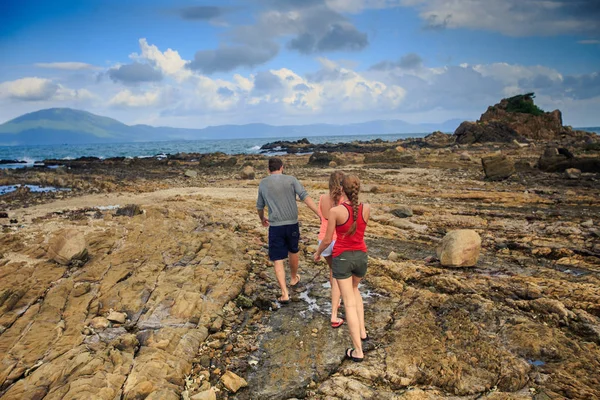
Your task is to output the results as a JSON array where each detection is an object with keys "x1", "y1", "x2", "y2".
[{"x1": 332, "y1": 203, "x2": 368, "y2": 257}]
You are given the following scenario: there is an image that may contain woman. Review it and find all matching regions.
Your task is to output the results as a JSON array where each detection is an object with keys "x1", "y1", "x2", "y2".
[
  {"x1": 314, "y1": 174, "x2": 370, "y2": 362},
  {"x1": 317, "y1": 171, "x2": 345, "y2": 328}
]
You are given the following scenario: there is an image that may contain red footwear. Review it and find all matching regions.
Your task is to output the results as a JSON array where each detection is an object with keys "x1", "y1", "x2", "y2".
[{"x1": 331, "y1": 318, "x2": 344, "y2": 328}]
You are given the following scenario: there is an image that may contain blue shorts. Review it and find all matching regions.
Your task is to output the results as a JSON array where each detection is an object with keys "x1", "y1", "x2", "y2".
[{"x1": 268, "y1": 223, "x2": 300, "y2": 261}]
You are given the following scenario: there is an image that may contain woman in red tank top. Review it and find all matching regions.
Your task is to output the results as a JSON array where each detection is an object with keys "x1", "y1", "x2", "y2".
[{"x1": 314, "y1": 174, "x2": 370, "y2": 362}]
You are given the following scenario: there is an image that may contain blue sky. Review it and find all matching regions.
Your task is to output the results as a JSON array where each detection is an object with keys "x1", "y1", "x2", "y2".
[{"x1": 1, "y1": 0, "x2": 599, "y2": 128}]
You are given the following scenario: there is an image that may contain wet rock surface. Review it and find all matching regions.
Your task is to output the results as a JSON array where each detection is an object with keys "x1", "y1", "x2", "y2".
[{"x1": 0, "y1": 132, "x2": 599, "y2": 399}]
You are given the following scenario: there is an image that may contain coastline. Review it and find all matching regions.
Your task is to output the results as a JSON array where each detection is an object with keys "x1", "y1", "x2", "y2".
[{"x1": 0, "y1": 132, "x2": 599, "y2": 399}]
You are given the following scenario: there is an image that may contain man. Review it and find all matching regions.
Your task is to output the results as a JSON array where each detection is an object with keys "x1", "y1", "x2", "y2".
[{"x1": 257, "y1": 157, "x2": 319, "y2": 304}]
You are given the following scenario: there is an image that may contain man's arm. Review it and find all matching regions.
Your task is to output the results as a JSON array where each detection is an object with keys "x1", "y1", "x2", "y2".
[
  {"x1": 257, "y1": 208, "x2": 269, "y2": 227},
  {"x1": 303, "y1": 196, "x2": 319, "y2": 218},
  {"x1": 257, "y1": 184, "x2": 269, "y2": 227},
  {"x1": 292, "y1": 177, "x2": 319, "y2": 218}
]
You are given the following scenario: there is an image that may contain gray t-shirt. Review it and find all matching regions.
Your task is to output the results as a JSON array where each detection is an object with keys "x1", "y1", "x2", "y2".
[{"x1": 256, "y1": 174, "x2": 309, "y2": 226}]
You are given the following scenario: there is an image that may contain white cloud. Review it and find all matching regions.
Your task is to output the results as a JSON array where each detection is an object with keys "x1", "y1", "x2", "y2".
[
  {"x1": 34, "y1": 62, "x2": 100, "y2": 70},
  {"x1": 108, "y1": 89, "x2": 162, "y2": 108},
  {"x1": 0, "y1": 77, "x2": 59, "y2": 101},
  {"x1": 130, "y1": 39, "x2": 192, "y2": 82}
]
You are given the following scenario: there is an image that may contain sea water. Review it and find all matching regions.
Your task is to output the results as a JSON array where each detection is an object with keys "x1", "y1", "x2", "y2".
[{"x1": 0, "y1": 133, "x2": 426, "y2": 168}]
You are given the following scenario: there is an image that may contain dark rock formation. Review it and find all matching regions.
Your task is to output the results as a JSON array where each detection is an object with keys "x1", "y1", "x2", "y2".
[
  {"x1": 364, "y1": 149, "x2": 416, "y2": 165},
  {"x1": 454, "y1": 121, "x2": 526, "y2": 145},
  {"x1": 453, "y1": 93, "x2": 596, "y2": 144},
  {"x1": 538, "y1": 147, "x2": 600, "y2": 173}
]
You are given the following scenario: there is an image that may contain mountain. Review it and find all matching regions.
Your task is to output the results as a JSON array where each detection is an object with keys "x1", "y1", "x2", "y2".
[{"x1": 0, "y1": 108, "x2": 462, "y2": 146}]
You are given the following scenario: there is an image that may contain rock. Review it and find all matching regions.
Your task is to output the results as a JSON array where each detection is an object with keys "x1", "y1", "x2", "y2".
[
  {"x1": 454, "y1": 121, "x2": 525, "y2": 144},
  {"x1": 107, "y1": 311, "x2": 127, "y2": 324},
  {"x1": 47, "y1": 229, "x2": 88, "y2": 266},
  {"x1": 538, "y1": 147, "x2": 600, "y2": 173},
  {"x1": 221, "y1": 371, "x2": 248, "y2": 393},
  {"x1": 565, "y1": 168, "x2": 581, "y2": 179},
  {"x1": 240, "y1": 166, "x2": 255, "y2": 180},
  {"x1": 363, "y1": 184, "x2": 379, "y2": 194},
  {"x1": 0, "y1": 212, "x2": 8, "y2": 218},
  {"x1": 388, "y1": 251, "x2": 399, "y2": 261},
  {"x1": 581, "y1": 219, "x2": 594, "y2": 228},
  {"x1": 388, "y1": 218, "x2": 427, "y2": 232},
  {"x1": 423, "y1": 131, "x2": 454, "y2": 145},
  {"x1": 115, "y1": 204, "x2": 143, "y2": 217},
  {"x1": 391, "y1": 206, "x2": 413, "y2": 218},
  {"x1": 308, "y1": 152, "x2": 337, "y2": 166},
  {"x1": 191, "y1": 388, "x2": 216, "y2": 400},
  {"x1": 364, "y1": 149, "x2": 416, "y2": 165},
  {"x1": 72, "y1": 282, "x2": 91, "y2": 297},
  {"x1": 437, "y1": 229, "x2": 482, "y2": 267},
  {"x1": 235, "y1": 294, "x2": 253, "y2": 309},
  {"x1": 481, "y1": 154, "x2": 515, "y2": 181},
  {"x1": 459, "y1": 151, "x2": 471, "y2": 161},
  {"x1": 90, "y1": 317, "x2": 110, "y2": 330},
  {"x1": 209, "y1": 316, "x2": 223, "y2": 333},
  {"x1": 328, "y1": 161, "x2": 337, "y2": 168},
  {"x1": 185, "y1": 170, "x2": 198, "y2": 178}
]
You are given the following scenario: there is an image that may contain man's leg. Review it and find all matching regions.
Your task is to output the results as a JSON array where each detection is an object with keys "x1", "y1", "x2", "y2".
[
  {"x1": 273, "y1": 259, "x2": 289, "y2": 301},
  {"x1": 289, "y1": 251, "x2": 300, "y2": 286}
]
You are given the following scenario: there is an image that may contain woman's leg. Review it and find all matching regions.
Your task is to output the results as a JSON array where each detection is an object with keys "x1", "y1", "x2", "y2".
[
  {"x1": 336, "y1": 276, "x2": 363, "y2": 358},
  {"x1": 326, "y1": 255, "x2": 341, "y2": 323},
  {"x1": 352, "y1": 275, "x2": 366, "y2": 339}
]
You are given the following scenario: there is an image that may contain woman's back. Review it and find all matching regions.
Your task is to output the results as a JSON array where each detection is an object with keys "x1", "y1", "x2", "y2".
[{"x1": 332, "y1": 202, "x2": 368, "y2": 257}]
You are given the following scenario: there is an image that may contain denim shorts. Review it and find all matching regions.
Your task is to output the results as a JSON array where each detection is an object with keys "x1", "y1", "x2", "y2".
[
  {"x1": 332, "y1": 250, "x2": 368, "y2": 279},
  {"x1": 268, "y1": 223, "x2": 300, "y2": 261}
]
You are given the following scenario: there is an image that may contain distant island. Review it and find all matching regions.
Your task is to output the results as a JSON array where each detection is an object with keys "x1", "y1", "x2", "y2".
[{"x1": 0, "y1": 108, "x2": 467, "y2": 146}]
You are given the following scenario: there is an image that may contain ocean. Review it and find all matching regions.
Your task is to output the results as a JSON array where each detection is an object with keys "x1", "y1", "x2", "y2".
[{"x1": 0, "y1": 133, "x2": 427, "y2": 169}]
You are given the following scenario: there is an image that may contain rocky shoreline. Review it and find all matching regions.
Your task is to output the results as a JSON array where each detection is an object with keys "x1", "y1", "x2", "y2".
[{"x1": 1, "y1": 97, "x2": 600, "y2": 400}]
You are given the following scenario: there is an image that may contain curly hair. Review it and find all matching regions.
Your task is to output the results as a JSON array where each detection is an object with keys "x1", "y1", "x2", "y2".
[
  {"x1": 329, "y1": 171, "x2": 345, "y2": 206},
  {"x1": 341, "y1": 174, "x2": 360, "y2": 235}
]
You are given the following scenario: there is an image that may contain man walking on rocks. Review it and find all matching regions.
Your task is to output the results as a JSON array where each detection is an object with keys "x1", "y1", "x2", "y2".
[{"x1": 257, "y1": 157, "x2": 319, "y2": 304}]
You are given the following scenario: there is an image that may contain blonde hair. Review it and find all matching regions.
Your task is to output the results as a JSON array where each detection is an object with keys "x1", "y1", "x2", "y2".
[
  {"x1": 329, "y1": 171, "x2": 344, "y2": 206},
  {"x1": 341, "y1": 174, "x2": 360, "y2": 235}
]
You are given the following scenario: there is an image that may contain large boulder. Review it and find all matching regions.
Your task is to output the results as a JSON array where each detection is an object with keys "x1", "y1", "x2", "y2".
[
  {"x1": 437, "y1": 230, "x2": 482, "y2": 267},
  {"x1": 240, "y1": 165, "x2": 255, "y2": 179},
  {"x1": 481, "y1": 154, "x2": 515, "y2": 181},
  {"x1": 47, "y1": 229, "x2": 88, "y2": 266}
]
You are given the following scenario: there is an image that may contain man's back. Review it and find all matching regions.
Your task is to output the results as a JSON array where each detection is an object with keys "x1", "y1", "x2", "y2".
[{"x1": 257, "y1": 174, "x2": 308, "y2": 226}]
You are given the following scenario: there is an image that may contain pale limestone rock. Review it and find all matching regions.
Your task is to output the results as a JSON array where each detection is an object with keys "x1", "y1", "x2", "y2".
[
  {"x1": 107, "y1": 311, "x2": 127, "y2": 324},
  {"x1": 221, "y1": 371, "x2": 248, "y2": 393},
  {"x1": 437, "y1": 229, "x2": 481, "y2": 267},
  {"x1": 185, "y1": 170, "x2": 198, "y2": 178},
  {"x1": 90, "y1": 317, "x2": 110, "y2": 330},
  {"x1": 47, "y1": 229, "x2": 88, "y2": 266},
  {"x1": 191, "y1": 388, "x2": 216, "y2": 400}
]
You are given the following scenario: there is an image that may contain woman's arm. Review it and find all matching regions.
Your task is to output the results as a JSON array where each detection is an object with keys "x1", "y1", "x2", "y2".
[{"x1": 314, "y1": 206, "x2": 339, "y2": 261}]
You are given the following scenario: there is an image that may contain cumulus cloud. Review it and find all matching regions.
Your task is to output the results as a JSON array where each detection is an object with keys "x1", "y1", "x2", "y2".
[
  {"x1": 34, "y1": 62, "x2": 99, "y2": 70},
  {"x1": 108, "y1": 62, "x2": 163, "y2": 85},
  {"x1": 401, "y1": 0, "x2": 600, "y2": 36},
  {"x1": 0, "y1": 77, "x2": 59, "y2": 101},
  {"x1": 0, "y1": 77, "x2": 97, "y2": 104}
]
